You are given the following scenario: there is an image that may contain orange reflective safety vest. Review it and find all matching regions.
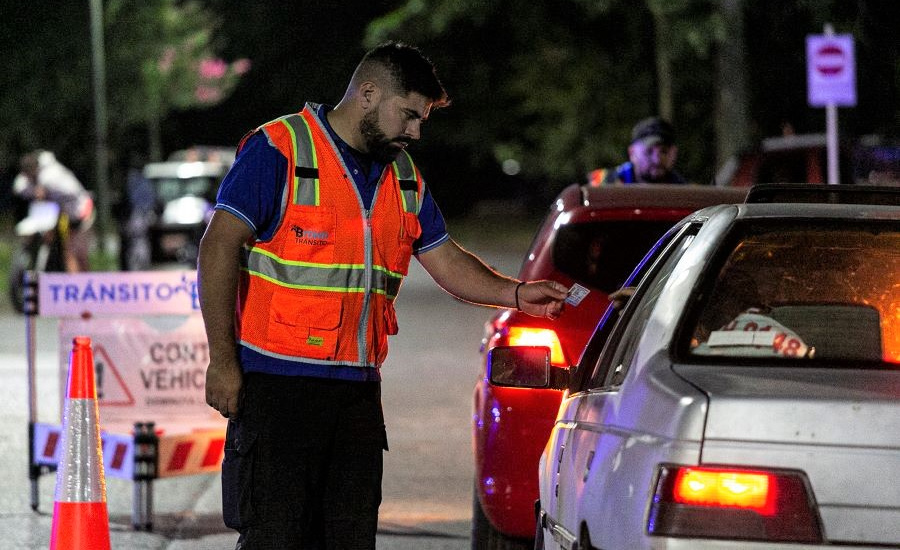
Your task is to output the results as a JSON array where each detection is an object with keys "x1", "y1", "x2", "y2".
[
  {"x1": 237, "y1": 103, "x2": 424, "y2": 369},
  {"x1": 586, "y1": 167, "x2": 621, "y2": 186}
]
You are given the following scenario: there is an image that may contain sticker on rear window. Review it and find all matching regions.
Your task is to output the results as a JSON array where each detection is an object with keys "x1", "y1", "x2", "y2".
[{"x1": 566, "y1": 283, "x2": 590, "y2": 306}]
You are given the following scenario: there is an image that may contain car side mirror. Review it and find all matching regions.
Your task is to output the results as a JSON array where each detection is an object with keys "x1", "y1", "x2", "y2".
[{"x1": 487, "y1": 346, "x2": 552, "y2": 388}]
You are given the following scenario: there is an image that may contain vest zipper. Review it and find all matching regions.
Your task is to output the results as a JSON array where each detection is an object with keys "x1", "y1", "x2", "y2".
[{"x1": 360, "y1": 208, "x2": 373, "y2": 365}]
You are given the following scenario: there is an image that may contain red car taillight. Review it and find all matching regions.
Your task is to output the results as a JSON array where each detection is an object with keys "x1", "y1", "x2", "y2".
[
  {"x1": 648, "y1": 465, "x2": 822, "y2": 543},
  {"x1": 507, "y1": 327, "x2": 565, "y2": 365},
  {"x1": 487, "y1": 321, "x2": 567, "y2": 367},
  {"x1": 674, "y1": 468, "x2": 775, "y2": 515}
]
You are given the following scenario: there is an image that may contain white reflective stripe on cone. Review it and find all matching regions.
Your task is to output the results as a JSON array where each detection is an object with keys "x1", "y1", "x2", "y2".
[{"x1": 55, "y1": 398, "x2": 106, "y2": 503}]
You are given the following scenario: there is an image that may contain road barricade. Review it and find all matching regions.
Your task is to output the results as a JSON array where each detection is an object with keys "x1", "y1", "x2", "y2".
[{"x1": 24, "y1": 270, "x2": 224, "y2": 530}]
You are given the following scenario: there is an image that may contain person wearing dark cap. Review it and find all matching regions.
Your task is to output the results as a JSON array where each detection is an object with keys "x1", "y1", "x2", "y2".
[{"x1": 587, "y1": 116, "x2": 687, "y2": 185}]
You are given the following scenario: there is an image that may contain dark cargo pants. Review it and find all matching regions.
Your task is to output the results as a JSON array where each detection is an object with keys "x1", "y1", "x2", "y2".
[{"x1": 222, "y1": 373, "x2": 388, "y2": 549}]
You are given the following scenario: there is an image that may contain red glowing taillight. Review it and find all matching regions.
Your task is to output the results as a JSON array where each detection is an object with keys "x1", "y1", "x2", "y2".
[
  {"x1": 673, "y1": 468, "x2": 776, "y2": 515},
  {"x1": 649, "y1": 465, "x2": 822, "y2": 543},
  {"x1": 499, "y1": 326, "x2": 566, "y2": 366}
]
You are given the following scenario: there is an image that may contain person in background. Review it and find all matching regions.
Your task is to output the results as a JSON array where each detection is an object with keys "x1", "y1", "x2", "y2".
[
  {"x1": 14, "y1": 150, "x2": 94, "y2": 272},
  {"x1": 121, "y1": 151, "x2": 155, "y2": 271},
  {"x1": 198, "y1": 41, "x2": 568, "y2": 550},
  {"x1": 587, "y1": 116, "x2": 687, "y2": 185}
]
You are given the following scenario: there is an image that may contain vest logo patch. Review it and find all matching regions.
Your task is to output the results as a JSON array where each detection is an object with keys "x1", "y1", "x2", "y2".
[
  {"x1": 306, "y1": 335, "x2": 324, "y2": 346},
  {"x1": 290, "y1": 224, "x2": 330, "y2": 246}
]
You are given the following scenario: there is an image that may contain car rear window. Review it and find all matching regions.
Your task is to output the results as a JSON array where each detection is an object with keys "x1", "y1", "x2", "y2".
[
  {"x1": 553, "y1": 221, "x2": 676, "y2": 293},
  {"x1": 688, "y1": 222, "x2": 899, "y2": 364}
]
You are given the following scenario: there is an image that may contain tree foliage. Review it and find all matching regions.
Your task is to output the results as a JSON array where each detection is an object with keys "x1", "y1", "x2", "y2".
[
  {"x1": 366, "y1": 0, "x2": 898, "y2": 206},
  {"x1": 0, "y1": 2, "x2": 94, "y2": 178},
  {"x1": 106, "y1": 1, "x2": 249, "y2": 159},
  {"x1": 108, "y1": 0, "x2": 252, "y2": 162},
  {"x1": 365, "y1": 0, "x2": 719, "y2": 206},
  {"x1": 0, "y1": 0, "x2": 246, "y2": 201},
  {"x1": 1, "y1": 1, "x2": 895, "y2": 219}
]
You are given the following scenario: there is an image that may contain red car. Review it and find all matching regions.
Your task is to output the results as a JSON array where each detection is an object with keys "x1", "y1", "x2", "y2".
[{"x1": 472, "y1": 182, "x2": 748, "y2": 549}]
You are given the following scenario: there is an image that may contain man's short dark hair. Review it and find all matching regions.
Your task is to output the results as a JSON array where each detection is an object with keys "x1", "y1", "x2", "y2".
[{"x1": 358, "y1": 41, "x2": 450, "y2": 108}]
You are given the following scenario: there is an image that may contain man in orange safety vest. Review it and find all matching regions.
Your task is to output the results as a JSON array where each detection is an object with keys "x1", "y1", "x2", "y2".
[{"x1": 198, "y1": 41, "x2": 568, "y2": 549}]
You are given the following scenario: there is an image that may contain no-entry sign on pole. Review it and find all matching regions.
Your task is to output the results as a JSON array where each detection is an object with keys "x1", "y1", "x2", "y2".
[
  {"x1": 806, "y1": 33, "x2": 857, "y2": 107},
  {"x1": 807, "y1": 27, "x2": 856, "y2": 184}
]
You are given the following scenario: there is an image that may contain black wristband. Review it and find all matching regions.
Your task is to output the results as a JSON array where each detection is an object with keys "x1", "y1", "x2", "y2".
[{"x1": 515, "y1": 281, "x2": 525, "y2": 311}]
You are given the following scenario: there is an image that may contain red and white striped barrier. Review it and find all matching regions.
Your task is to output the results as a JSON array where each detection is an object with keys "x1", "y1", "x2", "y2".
[
  {"x1": 33, "y1": 423, "x2": 225, "y2": 480},
  {"x1": 158, "y1": 430, "x2": 226, "y2": 478}
]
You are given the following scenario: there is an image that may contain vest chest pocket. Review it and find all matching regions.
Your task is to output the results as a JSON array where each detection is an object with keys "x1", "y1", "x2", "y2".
[
  {"x1": 269, "y1": 293, "x2": 342, "y2": 360},
  {"x1": 280, "y1": 206, "x2": 336, "y2": 265}
]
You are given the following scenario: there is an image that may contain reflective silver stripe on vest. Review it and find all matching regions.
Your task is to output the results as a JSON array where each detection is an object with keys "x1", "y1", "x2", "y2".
[
  {"x1": 54, "y1": 399, "x2": 106, "y2": 502},
  {"x1": 281, "y1": 114, "x2": 319, "y2": 206},
  {"x1": 258, "y1": 120, "x2": 291, "y2": 229},
  {"x1": 238, "y1": 340, "x2": 374, "y2": 368},
  {"x1": 393, "y1": 150, "x2": 419, "y2": 214},
  {"x1": 245, "y1": 248, "x2": 403, "y2": 298}
]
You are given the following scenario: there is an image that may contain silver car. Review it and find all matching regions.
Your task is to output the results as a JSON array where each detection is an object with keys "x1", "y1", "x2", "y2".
[{"x1": 489, "y1": 184, "x2": 900, "y2": 549}]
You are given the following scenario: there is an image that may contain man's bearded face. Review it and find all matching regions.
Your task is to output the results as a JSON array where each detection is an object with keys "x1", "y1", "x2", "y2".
[
  {"x1": 629, "y1": 141, "x2": 678, "y2": 183},
  {"x1": 359, "y1": 108, "x2": 410, "y2": 163}
]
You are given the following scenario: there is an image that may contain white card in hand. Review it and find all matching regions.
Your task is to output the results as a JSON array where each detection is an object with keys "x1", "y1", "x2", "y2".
[{"x1": 566, "y1": 283, "x2": 590, "y2": 306}]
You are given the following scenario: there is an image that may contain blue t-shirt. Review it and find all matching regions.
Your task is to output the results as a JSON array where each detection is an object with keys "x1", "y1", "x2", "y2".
[{"x1": 215, "y1": 105, "x2": 449, "y2": 381}]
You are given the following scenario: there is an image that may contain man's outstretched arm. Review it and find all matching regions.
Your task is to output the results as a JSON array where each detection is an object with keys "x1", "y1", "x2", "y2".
[{"x1": 417, "y1": 239, "x2": 568, "y2": 319}]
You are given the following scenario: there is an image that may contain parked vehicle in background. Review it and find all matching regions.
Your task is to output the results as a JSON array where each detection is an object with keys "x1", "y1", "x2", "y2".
[
  {"x1": 715, "y1": 132, "x2": 900, "y2": 188},
  {"x1": 490, "y1": 184, "x2": 900, "y2": 549},
  {"x1": 471, "y1": 183, "x2": 747, "y2": 549},
  {"x1": 716, "y1": 133, "x2": 844, "y2": 186},
  {"x1": 120, "y1": 147, "x2": 234, "y2": 268}
]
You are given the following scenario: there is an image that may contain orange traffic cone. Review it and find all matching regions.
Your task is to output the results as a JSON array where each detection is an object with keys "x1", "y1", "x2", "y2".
[{"x1": 49, "y1": 336, "x2": 111, "y2": 550}]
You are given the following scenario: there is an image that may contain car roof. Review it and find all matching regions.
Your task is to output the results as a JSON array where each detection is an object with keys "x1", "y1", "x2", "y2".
[
  {"x1": 745, "y1": 183, "x2": 900, "y2": 206},
  {"x1": 570, "y1": 183, "x2": 749, "y2": 211},
  {"x1": 729, "y1": 201, "x2": 900, "y2": 222}
]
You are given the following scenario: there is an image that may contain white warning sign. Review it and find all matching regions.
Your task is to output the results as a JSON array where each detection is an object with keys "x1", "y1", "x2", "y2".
[
  {"x1": 59, "y1": 315, "x2": 222, "y2": 429},
  {"x1": 92, "y1": 344, "x2": 135, "y2": 406},
  {"x1": 806, "y1": 33, "x2": 857, "y2": 107}
]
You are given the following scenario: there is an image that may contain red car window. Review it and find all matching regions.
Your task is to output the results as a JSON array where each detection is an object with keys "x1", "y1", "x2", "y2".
[{"x1": 552, "y1": 220, "x2": 677, "y2": 293}]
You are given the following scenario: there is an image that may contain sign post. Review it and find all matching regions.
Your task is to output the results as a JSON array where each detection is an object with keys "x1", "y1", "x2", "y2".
[{"x1": 806, "y1": 24, "x2": 857, "y2": 184}]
